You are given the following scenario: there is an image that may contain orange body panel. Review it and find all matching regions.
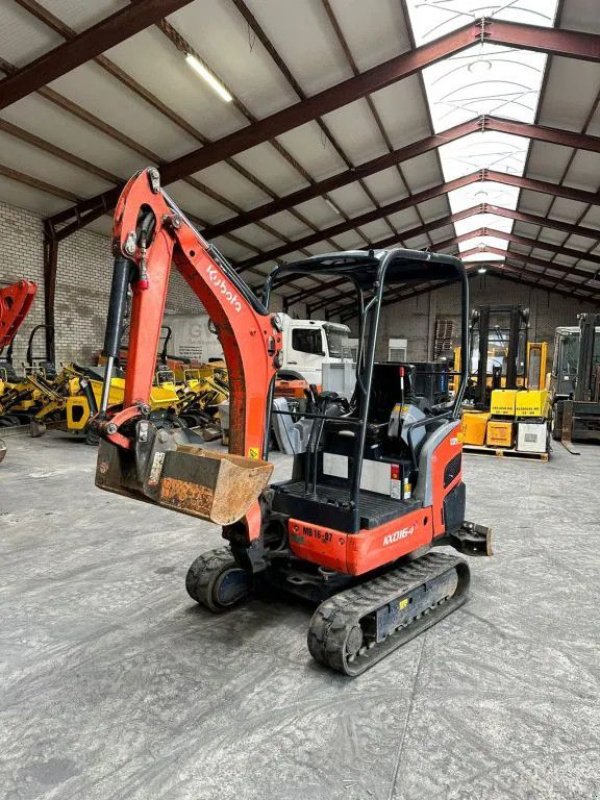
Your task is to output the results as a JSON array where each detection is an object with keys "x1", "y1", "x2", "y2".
[
  {"x1": 430, "y1": 427, "x2": 463, "y2": 535},
  {"x1": 288, "y1": 508, "x2": 434, "y2": 575},
  {"x1": 287, "y1": 426, "x2": 464, "y2": 576},
  {"x1": 274, "y1": 378, "x2": 310, "y2": 399}
]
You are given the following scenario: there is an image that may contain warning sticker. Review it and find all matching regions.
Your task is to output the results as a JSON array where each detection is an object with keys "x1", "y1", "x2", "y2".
[{"x1": 248, "y1": 447, "x2": 260, "y2": 460}]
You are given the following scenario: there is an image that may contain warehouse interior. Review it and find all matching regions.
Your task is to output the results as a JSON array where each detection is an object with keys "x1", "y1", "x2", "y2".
[{"x1": 1, "y1": 1, "x2": 599, "y2": 799}]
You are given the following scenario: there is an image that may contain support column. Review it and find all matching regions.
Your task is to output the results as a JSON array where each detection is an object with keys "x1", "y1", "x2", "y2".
[{"x1": 43, "y1": 225, "x2": 58, "y2": 364}]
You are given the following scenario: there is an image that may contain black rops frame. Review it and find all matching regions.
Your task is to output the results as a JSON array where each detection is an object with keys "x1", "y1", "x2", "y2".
[{"x1": 262, "y1": 249, "x2": 470, "y2": 532}]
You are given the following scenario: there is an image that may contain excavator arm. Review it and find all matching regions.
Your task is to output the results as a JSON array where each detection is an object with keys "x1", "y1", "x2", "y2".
[
  {"x1": 94, "y1": 167, "x2": 282, "y2": 543},
  {"x1": 0, "y1": 279, "x2": 37, "y2": 352}
]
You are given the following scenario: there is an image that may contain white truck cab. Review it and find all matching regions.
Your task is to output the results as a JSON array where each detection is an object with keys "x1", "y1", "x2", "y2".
[
  {"x1": 279, "y1": 316, "x2": 351, "y2": 386},
  {"x1": 164, "y1": 312, "x2": 351, "y2": 386}
]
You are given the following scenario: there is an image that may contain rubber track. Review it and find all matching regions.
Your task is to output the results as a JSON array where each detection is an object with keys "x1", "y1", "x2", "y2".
[
  {"x1": 185, "y1": 545, "x2": 236, "y2": 611},
  {"x1": 307, "y1": 552, "x2": 469, "y2": 676}
]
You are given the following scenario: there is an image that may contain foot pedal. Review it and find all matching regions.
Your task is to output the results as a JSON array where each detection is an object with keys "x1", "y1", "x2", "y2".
[{"x1": 449, "y1": 521, "x2": 493, "y2": 557}]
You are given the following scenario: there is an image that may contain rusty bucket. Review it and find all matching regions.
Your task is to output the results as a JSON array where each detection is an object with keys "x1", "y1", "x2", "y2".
[{"x1": 156, "y1": 444, "x2": 273, "y2": 526}]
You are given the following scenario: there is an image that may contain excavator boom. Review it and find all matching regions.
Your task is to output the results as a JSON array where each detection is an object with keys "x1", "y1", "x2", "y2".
[
  {"x1": 0, "y1": 279, "x2": 37, "y2": 351},
  {"x1": 94, "y1": 168, "x2": 282, "y2": 537}
]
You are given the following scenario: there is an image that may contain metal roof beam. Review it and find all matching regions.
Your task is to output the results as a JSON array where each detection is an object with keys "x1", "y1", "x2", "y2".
[
  {"x1": 203, "y1": 115, "x2": 600, "y2": 240},
  {"x1": 481, "y1": 17, "x2": 600, "y2": 61},
  {"x1": 44, "y1": 17, "x2": 600, "y2": 234},
  {"x1": 149, "y1": 20, "x2": 600, "y2": 185},
  {"x1": 237, "y1": 174, "x2": 480, "y2": 273},
  {"x1": 486, "y1": 228, "x2": 600, "y2": 266},
  {"x1": 284, "y1": 204, "x2": 600, "y2": 308},
  {"x1": 46, "y1": 22, "x2": 480, "y2": 231},
  {"x1": 0, "y1": 0, "x2": 194, "y2": 111},
  {"x1": 49, "y1": 109, "x2": 600, "y2": 239},
  {"x1": 235, "y1": 171, "x2": 600, "y2": 273},
  {"x1": 478, "y1": 245, "x2": 600, "y2": 283},
  {"x1": 330, "y1": 241, "x2": 600, "y2": 320},
  {"x1": 483, "y1": 271, "x2": 600, "y2": 304},
  {"x1": 486, "y1": 116, "x2": 600, "y2": 153},
  {"x1": 485, "y1": 204, "x2": 600, "y2": 242},
  {"x1": 284, "y1": 206, "x2": 482, "y2": 305},
  {"x1": 485, "y1": 169, "x2": 600, "y2": 206},
  {"x1": 203, "y1": 120, "x2": 481, "y2": 239},
  {"x1": 333, "y1": 259, "x2": 599, "y2": 322}
]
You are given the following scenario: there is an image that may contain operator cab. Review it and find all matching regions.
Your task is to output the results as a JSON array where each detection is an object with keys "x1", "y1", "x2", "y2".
[{"x1": 263, "y1": 249, "x2": 468, "y2": 535}]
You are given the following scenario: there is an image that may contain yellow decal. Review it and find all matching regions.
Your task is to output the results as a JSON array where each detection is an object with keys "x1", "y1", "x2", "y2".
[
  {"x1": 399, "y1": 598, "x2": 409, "y2": 610},
  {"x1": 248, "y1": 447, "x2": 260, "y2": 460}
]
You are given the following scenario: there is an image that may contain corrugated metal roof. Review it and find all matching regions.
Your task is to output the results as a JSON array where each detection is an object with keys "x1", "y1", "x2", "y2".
[{"x1": 0, "y1": 0, "x2": 596, "y2": 312}]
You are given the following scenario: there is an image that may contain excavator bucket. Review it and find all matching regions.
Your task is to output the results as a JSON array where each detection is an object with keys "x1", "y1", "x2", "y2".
[
  {"x1": 96, "y1": 428, "x2": 273, "y2": 527},
  {"x1": 156, "y1": 445, "x2": 272, "y2": 525}
]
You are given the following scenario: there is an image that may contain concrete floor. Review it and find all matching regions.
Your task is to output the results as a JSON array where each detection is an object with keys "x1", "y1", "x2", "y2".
[{"x1": 1, "y1": 432, "x2": 599, "y2": 800}]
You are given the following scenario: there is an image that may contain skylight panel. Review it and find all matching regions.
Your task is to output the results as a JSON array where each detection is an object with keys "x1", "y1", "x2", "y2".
[
  {"x1": 404, "y1": 0, "x2": 560, "y2": 266},
  {"x1": 454, "y1": 214, "x2": 513, "y2": 236},
  {"x1": 438, "y1": 131, "x2": 528, "y2": 179},
  {"x1": 408, "y1": 1, "x2": 557, "y2": 47},
  {"x1": 424, "y1": 46, "x2": 546, "y2": 131},
  {"x1": 447, "y1": 180, "x2": 520, "y2": 213},
  {"x1": 460, "y1": 235, "x2": 509, "y2": 251}
]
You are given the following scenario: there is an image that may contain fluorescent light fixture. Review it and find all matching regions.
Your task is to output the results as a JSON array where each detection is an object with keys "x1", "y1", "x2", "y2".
[
  {"x1": 186, "y1": 54, "x2": 232, "y2": 102},
  {"x1": 324, "y1": 197, "x2": 342, "y2": 215},
  {"x1": 478, "y1": 266, "x2": 487, "y2": 274}
]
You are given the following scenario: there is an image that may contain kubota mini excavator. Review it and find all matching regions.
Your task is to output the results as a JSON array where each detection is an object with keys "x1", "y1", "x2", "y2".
[
  {"x1": 94, "y1": 168, "x2": 492, "y2": 675},
  {"x1": 0, "y1": 279, "x2": 37, "y2": 462}
]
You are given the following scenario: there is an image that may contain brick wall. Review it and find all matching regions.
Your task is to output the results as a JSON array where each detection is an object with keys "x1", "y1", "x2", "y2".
[{"x1": 0, "y1": 199, "x2": 304, "y2": 367}]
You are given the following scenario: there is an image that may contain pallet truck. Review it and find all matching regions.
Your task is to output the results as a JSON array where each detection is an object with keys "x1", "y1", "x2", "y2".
[{"x1": 93, "y1": 167, "x2": 492, "y2": 675}]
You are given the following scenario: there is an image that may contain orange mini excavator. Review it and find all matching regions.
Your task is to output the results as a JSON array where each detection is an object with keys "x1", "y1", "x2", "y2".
[
  {"x1": 0, "y1": 279, "x2": 37, "y2": 463},
  {"x1": 94, "y1": 168, "x2": 492, "y2": 675}
]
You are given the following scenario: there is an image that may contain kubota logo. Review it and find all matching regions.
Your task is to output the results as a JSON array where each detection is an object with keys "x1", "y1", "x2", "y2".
[
  {"x1": 207, "y1": 265, "x2": 242, "y2": 312},
  {"x1": 383, "y1": 526, "x2": 415, "y2": 546}
]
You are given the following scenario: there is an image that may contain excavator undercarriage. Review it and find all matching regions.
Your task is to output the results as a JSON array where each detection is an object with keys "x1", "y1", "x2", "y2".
[{"x1": 93, "y1": 167, "x2": 492, "y2": 675}]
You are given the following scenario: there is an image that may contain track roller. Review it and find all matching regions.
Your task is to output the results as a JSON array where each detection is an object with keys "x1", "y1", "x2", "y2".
[
  {"x1": 186, "y1": 545, "x2": 250, "y2": 613},
  {"x1": 307, "y1": 552, "x2": 470, "y2": 676}
]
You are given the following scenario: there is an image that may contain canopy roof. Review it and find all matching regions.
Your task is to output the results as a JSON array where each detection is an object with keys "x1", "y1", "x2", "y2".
[{"x1": 270, "y1": 248, "x2": 466, "y2": 290}]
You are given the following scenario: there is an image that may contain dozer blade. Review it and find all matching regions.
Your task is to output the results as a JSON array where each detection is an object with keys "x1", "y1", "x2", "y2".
[
  {"x1": 307, "y1": 552, "x2": 470, "y2": 676},
  {"x1": 96, "y1": 426, "x2": 272, "y2": 527}
]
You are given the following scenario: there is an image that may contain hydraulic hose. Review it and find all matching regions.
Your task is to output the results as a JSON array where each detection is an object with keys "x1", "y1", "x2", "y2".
[{"x1": 99, "y1": 256, "x2": 133, "y2": 414}]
